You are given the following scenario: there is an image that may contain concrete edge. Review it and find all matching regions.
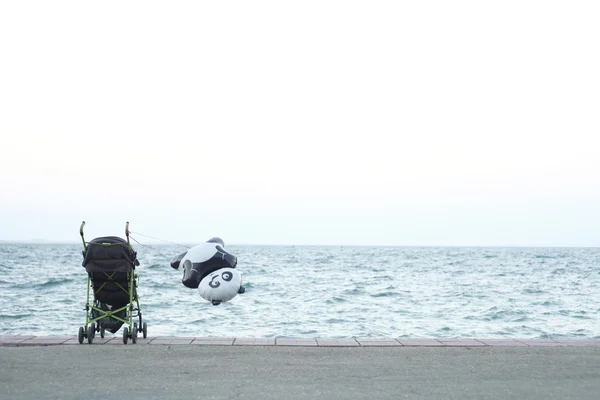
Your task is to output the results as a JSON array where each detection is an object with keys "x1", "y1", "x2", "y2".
[{"x1": 1, "y1": 336, "x2": 600, "y2": 347}]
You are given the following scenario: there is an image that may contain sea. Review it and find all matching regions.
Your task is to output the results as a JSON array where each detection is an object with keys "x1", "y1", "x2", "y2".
[{"x1": 0, "y1": 243, "x2": 598, "y2": 339}]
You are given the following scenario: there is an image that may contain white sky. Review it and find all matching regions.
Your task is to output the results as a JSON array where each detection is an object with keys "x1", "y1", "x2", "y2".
[{"x1": 0, "y1": 1, "x2": 598, "y2": 246}]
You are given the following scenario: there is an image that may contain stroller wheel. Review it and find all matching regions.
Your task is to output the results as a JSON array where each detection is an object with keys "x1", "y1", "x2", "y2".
[
  {"x1": 123, "y1": 327, "x2": 129, "y2": 344},
  {"x1": 90, "y1": 322, "x2": 96, "y2": 338},
  {"x1": 78, "y1": 327, "x2": 84, "y2": 344},
  {"x1": 87, "y1": 325, "x2": 94, "y2": 344},
  {"x1": 134, "y1": 322, "x2": 138, "y2": 333},
  {"x1": 100, "y1": 326, "x2": 105, "y2": 338},
  {"x1": 142, "y1": 322, "x2": 148, "y2": 338},
  {"x1": 132, "y1": 327, "x2": 138, "y2": 344}
]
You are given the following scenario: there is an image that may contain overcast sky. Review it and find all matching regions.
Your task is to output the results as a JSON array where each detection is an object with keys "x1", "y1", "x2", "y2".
[{"x1": 0, "y1": 1, "x2": 598, "y2": 246}]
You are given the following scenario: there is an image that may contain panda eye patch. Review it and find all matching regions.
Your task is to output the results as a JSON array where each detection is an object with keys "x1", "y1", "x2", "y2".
[
  {"x1": 221, "y1": 271, "x2": 233, "y2": 282},
  {"x1": 208, "y1": 275, "x2": 221, "y2": 288}
]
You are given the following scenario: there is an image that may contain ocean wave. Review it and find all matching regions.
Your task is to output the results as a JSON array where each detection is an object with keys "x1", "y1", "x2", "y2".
[
  {"x1": 370, "y1": 291, "x2": 398, "y2": 298},
  {"x1": 522, "y1": 288, "x2": 546, "y2": 294},
  {"x1": 0, "y1": 313, "x2": 33, "y2": 319},
  {"x1": 144, "y1": 263, "x2": 165, "y2": 270},
  {"x1": 10, "y1": 277, "x2": 75, "y2": 289},
  {"x1": 343, "y1": 288, "x2": 362, "y2": 295},
  {"x1": 325, "y1": 297, "x2": 346, "y2": 304}
]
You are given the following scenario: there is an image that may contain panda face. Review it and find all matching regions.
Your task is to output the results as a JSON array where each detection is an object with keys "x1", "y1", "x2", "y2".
[
  {"x1": 198, "y1": 267, "x2": 242, "y2": 303},
  {"x1": 208, "y1": 270, "x2": 234, "y2": 288}
]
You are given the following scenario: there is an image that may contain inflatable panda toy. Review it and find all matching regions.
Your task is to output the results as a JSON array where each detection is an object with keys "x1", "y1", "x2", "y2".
[{"x1": 170, "y1": 237, "x2": 245, "y2": 305}]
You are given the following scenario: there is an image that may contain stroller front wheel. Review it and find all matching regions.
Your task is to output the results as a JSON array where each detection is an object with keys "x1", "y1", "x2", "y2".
[
  {"x1": 100, "y1": 326, "x2": 105, "y2": 338},
  {"x1": 123, "y1": 327, "x2": 129, "y2": 344},
  {"x1": 142, "y1": 322, "x2": 147, "y2": 338}
]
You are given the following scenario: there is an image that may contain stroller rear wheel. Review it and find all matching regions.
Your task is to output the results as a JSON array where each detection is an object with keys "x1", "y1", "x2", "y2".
[
  {"x1": 78, "y1": 327, "x2": 84, "y2": 344},
  {"x1": 132, "y1": 326, "x2": 138, "y2": 344},
  {"x1": 123, "y1": 327, "x2": 129, "y2": 344},
  {"x1": 87, "y1": 323, "x2": 95, "y2": 344}
]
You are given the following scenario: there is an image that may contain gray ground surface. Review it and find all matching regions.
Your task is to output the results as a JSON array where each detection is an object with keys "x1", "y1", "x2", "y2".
[{"x1": 1, "y1": 346, "x2": 599, "y2": 400}]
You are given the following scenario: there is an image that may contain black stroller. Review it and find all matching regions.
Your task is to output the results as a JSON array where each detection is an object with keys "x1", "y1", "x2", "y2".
[{"x1": 78, "y1": 221, "x2": 147, "y2": 344}]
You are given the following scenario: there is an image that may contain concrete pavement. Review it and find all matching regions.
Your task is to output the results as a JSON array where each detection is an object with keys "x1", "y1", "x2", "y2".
[{"x1": 1, "y1": 337, "x2": 599, "y2": 399}]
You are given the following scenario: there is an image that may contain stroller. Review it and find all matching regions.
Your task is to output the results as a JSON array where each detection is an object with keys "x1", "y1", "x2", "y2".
[{"x1": 78, "y1": 221, "x2": 147, "y2": 344}]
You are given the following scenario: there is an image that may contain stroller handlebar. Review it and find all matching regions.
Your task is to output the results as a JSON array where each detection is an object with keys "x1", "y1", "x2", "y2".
[
  {"x1": 80, "y1": 221, "x2": 86, "y2": 248},
  {"x1": 79, "y1": 221, "x2": 133, "y2": 249}
]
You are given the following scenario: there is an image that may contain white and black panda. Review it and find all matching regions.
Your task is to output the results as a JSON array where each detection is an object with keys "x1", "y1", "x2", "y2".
[{"x1": 170, "y1": 237, "x2": 245, "y2": 305}]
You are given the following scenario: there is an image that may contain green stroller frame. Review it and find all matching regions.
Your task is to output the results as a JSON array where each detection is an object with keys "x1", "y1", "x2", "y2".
[{"x1": 78, "y1": 221, "x2": 147, "y2": 344}]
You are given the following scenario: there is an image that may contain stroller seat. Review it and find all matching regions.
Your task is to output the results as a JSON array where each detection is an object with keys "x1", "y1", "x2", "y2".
[
  {"x1": 77, "y1": 222, "x2": 147, "y2": 344},
  {"x1": 90, "y1": 270, "x2": 134, "y2": 307}
]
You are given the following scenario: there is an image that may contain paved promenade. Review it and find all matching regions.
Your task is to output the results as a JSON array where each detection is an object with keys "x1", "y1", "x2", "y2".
[{"x1": 1, "y1": 337, "x2": 599, "y2": 400}]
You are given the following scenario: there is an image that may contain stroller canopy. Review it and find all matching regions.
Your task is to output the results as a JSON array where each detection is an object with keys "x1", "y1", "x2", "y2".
[{"x1": 82, "y1": 236, "x2": 139, "y2": 273}]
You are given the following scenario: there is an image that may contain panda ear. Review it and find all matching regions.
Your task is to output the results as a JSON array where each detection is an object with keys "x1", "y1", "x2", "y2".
[{"x1": 170, "y1": 251, "x2": 188, "y2": 270}]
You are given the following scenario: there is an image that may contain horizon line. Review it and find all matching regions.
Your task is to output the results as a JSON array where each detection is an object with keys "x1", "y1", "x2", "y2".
[{"x1": 0, "y1": 240, "x2": 597, "y2": 249}]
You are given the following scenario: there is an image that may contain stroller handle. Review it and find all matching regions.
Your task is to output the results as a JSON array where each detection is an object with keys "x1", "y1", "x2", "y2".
[
  {"x1": 80, "y1": 221, "x2": 86, "y2": 248},
  {"x1": 125, "y1": 221, "x2": 131, "y2": 247},
  {"x1": 79, "y1": 220, "x2": 133, "y2": 249}
]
